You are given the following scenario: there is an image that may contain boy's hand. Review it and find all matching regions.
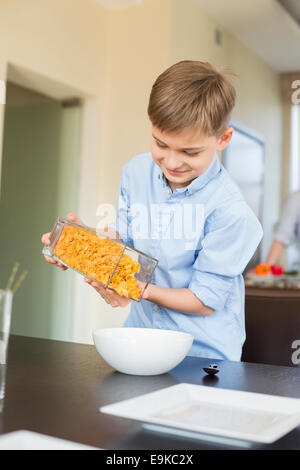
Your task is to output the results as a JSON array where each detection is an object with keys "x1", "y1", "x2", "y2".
[
  {"x1": 84, "y1": 278, "x2": 132, "y2": 308},
  {"x1": 84, "y1": 279, "x2": 151, "y2": 307},
  {"x1": 41, "y1": 213, "x2": 83, "y2": 271}
]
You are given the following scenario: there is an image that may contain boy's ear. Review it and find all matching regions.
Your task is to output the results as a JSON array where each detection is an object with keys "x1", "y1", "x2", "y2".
[{"x1": 217, "y1": 127, "x2": 233, "y2": 151}]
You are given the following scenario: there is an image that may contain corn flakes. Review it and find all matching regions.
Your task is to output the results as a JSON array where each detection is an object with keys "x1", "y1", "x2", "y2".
[{"x1": 53, "y1": 225, "x2": 142, "y2": 300}]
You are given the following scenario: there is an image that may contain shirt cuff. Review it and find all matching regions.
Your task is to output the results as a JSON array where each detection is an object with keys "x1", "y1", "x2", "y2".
[
  {"x1": 188, "y1": 273, "x2": 233, "y2": 311},
  {"x1": 274, "y1": 231, "x2": 290, "y2": 246}
]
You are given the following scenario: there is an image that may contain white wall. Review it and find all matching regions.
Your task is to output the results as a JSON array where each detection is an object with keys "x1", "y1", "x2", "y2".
[
  {"x1": 0, "y1": 0, "x2": 110, "y2": 344},
  {"x1": 169, "y1": 0, "x2": 282, "y2": 261},
  {"x1": 88, "y1": 0, "x2": 283, "y2": 336},
  {"x1": 0, "y1": 0, "x2": 284, "y2": 342}
]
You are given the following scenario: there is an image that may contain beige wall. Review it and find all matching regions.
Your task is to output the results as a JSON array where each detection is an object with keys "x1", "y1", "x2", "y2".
[
  {"x1": 94, "y1": 0, "x2": 283, "y2": 333},
  {"x1": 0, "y1": 0, "x2": 285, "y2": 237},
  {"x1": 95, "y1": 0, "x2": 173, "y2": 329},
  {"x1": 0, "y1": 0, "x2": 284, "y2": 340},
  {"x1": 100, "y1": 0, "x2": 282, "y2": 261},
  {"x1": 0, "y1": 0, "x2": 107, "y2": 95},
  {"x1": 0, "y1": 0, "x2": 110, "y2": 343},
  {"x1": 99, "y1": 0, "x2": 172, "y2": 205},
  {"x1": 170, "y1": 0, "x2": 282, "y2": 261},
  {"x1": 0, "y1": 0, "x2": 108, "y2": 190}
]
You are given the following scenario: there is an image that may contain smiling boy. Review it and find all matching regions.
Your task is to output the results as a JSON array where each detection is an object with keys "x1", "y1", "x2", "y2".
[{"x1": 42, "y1": 61, "x2": 263, "y2": 360}]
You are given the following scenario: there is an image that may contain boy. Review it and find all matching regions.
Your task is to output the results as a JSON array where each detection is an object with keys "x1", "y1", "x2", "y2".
[{"x1": 42, "y1": 61, "x2": 263, "y2": 361}]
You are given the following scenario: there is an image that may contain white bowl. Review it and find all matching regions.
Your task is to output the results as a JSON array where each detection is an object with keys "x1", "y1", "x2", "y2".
[{"x1": 92, "y1": 328, "x2": 193, "y2": 376}]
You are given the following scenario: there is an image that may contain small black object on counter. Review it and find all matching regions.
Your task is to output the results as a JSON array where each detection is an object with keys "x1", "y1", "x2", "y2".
[{"x1": 203, "y1": 364, "x2": 220, "y2": 375}]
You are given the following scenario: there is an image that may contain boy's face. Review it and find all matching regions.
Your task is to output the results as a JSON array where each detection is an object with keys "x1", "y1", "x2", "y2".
[{"x1": 151, "y1": 125, "x2": 233, "y2": 191}]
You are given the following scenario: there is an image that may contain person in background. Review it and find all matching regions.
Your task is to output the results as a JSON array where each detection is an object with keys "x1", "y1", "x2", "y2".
[{"x1": 265, "y1": 190, "x2": 300, "y2": 271}]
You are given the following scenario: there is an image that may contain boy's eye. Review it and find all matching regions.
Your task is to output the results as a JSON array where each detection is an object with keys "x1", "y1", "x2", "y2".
[
  {"x1": 156, "y1": 141, "x2": 167, "y2": 148},
  {"x1": 155, "y1": 139, "x2": 200, "y2": 156},
  {"x1": 184, "y1": 151, "x2": 200, "y2": 157}
]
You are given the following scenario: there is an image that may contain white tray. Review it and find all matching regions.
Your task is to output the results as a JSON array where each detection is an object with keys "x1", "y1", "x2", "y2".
[
  {"x1": 100, "y1": 384, "x2": 300, "y2": 444},
  {"x1": 0, "y1": 430, "x2": 100, "y2": 450}
]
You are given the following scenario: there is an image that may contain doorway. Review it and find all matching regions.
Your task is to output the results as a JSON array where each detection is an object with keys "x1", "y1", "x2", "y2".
[{"x1": 0, "y1": 82, "x2": 82, "y2": 341}]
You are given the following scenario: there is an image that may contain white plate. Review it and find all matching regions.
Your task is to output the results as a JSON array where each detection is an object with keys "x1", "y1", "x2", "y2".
[
  {"x1": 100, "y1": 384, "x2": 300, "y2": 444},
  {"x1": 0, "y1": 430, "x2": 100, "y2": 450}
]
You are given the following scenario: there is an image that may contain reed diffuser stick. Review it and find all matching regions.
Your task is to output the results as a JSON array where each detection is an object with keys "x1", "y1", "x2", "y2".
[
  {"x1": 12, "y1": 270, "x2": 28, "y2": 295},
  {"x1": 6, "y1": 262, "x2": 20, "y2": 290}
]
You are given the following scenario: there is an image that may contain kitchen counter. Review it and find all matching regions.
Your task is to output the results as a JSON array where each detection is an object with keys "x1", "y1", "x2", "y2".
[
  {"x1": 245, "y1": 275, "x2": 300, "y2": 291},
  {"x1": 242, "y1": 287, "x2": 300, "y2": 367},
  {"x1": 246, "y1": 286, "x2": 300, "y2": 297},
  {"x1": 1, "y1": 335, "x2": 300, "y2": 450}
]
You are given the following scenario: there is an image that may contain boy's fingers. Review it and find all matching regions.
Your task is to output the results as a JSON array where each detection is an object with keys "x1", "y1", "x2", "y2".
[
  {"x1": 43, "y1": 256, "x2": 67, "y2": 270},
  {"x1": 43, "y1": 250, "x2": 68, "y2": 271},
  {"x1": 91, "y1": 282, "x2": 110, "y2": 301},
  {"x1": 42, "y1": 230, "x2": 69, "y2": 270},
  {"x1": 103, "y1": 287, "x2": 122, "y2": 302},
  {"x1": 85, "y1": 279, "x2": 106, "y2": 296},
  {"x1": 66, "y1": 212, "x2": 77, "y2": 220},
  {"x1": 91, "y1": 281, "x2": 104, "y2": 291},
  {"x1": 41, "y1": 232, "x2": 51, "y2": 245},
  {"x1": 66, "y1": 213, "x2": 83, "y2": 225},
  {"x1": 104, "y1": 288, "x2": 131, "y2": 307},
  {"x1": 90, "y1": 282, "x2": 119, "y2": 305},
  {"x1": 44, "y1": 255, "x2": 56, "y2": 264},
  {"x1": 84, "y1": 279, "x2": 131, "y2": 307},
  {"x1": 141, "y1": 289, "x2": 149, "y2": 300}
]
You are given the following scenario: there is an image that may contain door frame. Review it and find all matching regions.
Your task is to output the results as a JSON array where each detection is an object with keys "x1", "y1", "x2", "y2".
[{"x1": 0, "y1": 61, "x2": 101, "y2": 344}]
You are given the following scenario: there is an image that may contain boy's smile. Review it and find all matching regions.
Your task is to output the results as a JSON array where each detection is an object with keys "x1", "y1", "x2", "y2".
[{"x1": 151, "y1": 125, "x2": 233, "y2": 191}]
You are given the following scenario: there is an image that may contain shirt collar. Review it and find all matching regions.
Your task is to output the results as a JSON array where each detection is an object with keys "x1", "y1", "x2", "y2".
[{"x1": 156, "y1": 154, "x2": 221, "y2": 194}]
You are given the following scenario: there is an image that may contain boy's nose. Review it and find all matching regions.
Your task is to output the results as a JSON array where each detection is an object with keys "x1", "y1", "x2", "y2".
[{"x1": 164, "y1": 152, "x2": 182, "y2": 170}]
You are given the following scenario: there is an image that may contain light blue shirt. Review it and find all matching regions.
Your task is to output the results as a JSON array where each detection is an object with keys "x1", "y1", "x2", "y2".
[{"x1": 113, "y1": 152, "x2": 263, "y2": 361}]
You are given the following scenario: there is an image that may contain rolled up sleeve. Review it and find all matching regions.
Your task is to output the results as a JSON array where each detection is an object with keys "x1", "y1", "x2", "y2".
[
  {"x1": 189, "y1": 271, "x2": 233, "y2": 312},
  {"x1": 188, "y1": 201, "x2": 263, "y2": 311}
]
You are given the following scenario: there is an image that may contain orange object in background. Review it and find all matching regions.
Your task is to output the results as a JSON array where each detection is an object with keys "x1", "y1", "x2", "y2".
[{"x1": 255, "y1": 263, "x2": 271, "y2": 276}]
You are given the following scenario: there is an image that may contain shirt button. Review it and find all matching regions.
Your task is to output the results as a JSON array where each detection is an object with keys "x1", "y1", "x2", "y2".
[
  {"x1": 167, "y1": 189, "x2": 171, "y2": 195},
  {"x1": 154, "y1": 305, "x2": 159, "y2": 311}
]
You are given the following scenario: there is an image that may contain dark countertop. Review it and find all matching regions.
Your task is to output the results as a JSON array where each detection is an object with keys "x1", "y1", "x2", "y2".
[
  {"x1": 243, "y1": 287, "x2": 300, "y2": 366},
  {"x1": 246, "y1": 286, "x2": 300, "y2": 297},
  {"x1": 1, "y1": 335, "x2": 300, "y2": 450}
]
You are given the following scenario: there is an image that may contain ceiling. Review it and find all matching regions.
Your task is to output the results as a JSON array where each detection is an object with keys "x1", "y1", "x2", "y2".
[
  {"x1": 196, "y1": 0, "x2": 300, "y2": 73},
  {"x1": 94, "y1": 0, "x2": 300, "y2": 72}
]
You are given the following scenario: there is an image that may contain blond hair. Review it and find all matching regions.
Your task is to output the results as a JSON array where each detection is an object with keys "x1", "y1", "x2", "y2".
[{"x1": 148, "y1": 60, "x2": 237, "y2": 137}]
